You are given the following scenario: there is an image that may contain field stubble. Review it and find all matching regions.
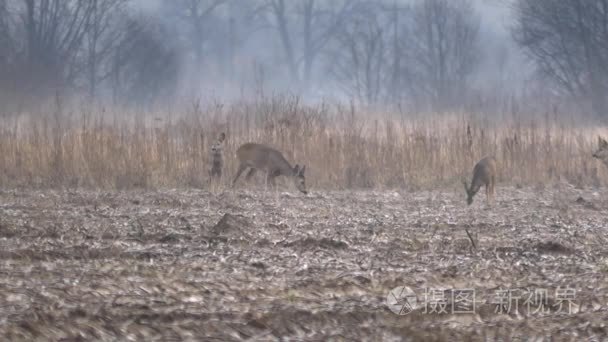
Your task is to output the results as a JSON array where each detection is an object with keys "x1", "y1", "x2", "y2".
[{"x1": 1, "y1": 185, "x2": 608, "y2": 340}]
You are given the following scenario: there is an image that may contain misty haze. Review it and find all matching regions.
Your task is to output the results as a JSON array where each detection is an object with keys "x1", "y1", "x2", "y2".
[{"x1": 1, "y1": 0, "x2": 608, "y2": 340}]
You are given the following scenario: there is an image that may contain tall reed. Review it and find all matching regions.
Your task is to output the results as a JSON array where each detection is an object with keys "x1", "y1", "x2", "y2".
[{"x1": 0, "y1": 95, "x2": 604, "y2": 190}]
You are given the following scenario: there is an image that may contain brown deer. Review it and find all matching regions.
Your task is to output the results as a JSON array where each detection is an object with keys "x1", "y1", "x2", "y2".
[
  {"x1": 463, "y1": 156, "x2": 496, "y2": 205},
  {"x1": 593, "y1": 136, "x2": 608, "y2": 168},
  {"x1": 209, "y1": 132, "x2": 226, "y2": 180},
  {"x1": 232, "y1": 143, "x2": 308, "y2": 194}
]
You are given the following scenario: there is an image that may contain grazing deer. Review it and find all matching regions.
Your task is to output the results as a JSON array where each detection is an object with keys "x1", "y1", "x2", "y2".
[
  {"x1": 463, "y1": 156, "x2": 496, "y2": 205},
  {"x1": 232, "y1": 143, "x2": 308, "y2": 194},
  {"x1": 209, "y1": 132, "x2": 226, "y2": 180},
  {"x1": 593, "y1": 136, "x2": 608, "y2": 168}
]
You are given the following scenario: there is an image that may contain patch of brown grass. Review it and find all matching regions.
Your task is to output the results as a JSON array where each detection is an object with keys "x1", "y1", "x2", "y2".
[{"x1": 0, "y1": 95, "x2": 605, "y2": 190}]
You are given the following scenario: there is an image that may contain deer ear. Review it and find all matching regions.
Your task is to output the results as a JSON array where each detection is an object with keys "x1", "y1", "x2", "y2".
[
  {"x1": 293, "y1": 164, "x2": 300, "y2": 173},
  {"x1": 299, "y1": 165, "x2": 306, "y2": 175}
]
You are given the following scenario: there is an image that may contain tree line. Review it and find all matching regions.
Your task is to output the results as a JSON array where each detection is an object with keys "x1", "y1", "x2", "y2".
[{"x1": 0, "y1": 0, "x2": 607, "y2": 117}]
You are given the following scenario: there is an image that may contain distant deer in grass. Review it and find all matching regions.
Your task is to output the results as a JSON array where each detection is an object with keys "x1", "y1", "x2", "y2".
[
  {"x1": 232, "y1": 143, "x2": 308, "y2": 194},
  {"x1": 593, "y1": 136, "x2": 608, "y2": 168},
  {"x1": 209, "y1": 132, "x2": 226, "y2": 181},
  {"x1": 463, "y1": 156, "x2": 497, "y2": 205}
]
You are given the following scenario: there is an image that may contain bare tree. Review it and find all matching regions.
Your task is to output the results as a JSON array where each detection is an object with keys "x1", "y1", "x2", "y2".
[
  {"x1": 0, "y1": 1, "x2": 11, "y2": 55},
  {"x1": 162, "y1": 0, "x2": 226, "y2": 65},
  {"x1": 0, "y1": 0, "x2": 16, "y2": 68},
  {"x1": 513, "y1": 0, "x2": 608, "y2": 117},
  {"x1": 329, "y1": 3, "x2": 389, "y2": 106},
  {"x1": 381, "y1": 1, "x2": 409, "y2": 105},
  {"x1": 0, "y1": 0, "x2": 187, "y2": 107},
  {"x1": 406, "y1": 0, "x2": 481, "y2": 110},
  {"x1": 110, "y1": 14, "x2": 180, "y2": 107},
  {"x1": 83, "y1": 0, "x2": 127, "y2": 100},
  {"x1": 258, "y1": 0, "x2": 353, "y2": 90},
  {"x1": 0, "y1": 0, "x2": 18, "y2": 109},
  {"x1": 21, "y1": 0, "x2": 97, "y2": 93}
]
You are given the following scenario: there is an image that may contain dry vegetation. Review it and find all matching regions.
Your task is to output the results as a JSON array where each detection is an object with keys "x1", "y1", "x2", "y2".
[
  {"x1": 1, "y1": 96, "x2": 608, "y2": 340},
  {"x1": 0, "y1": 95, "x2": 605, "y2": 191},
  {"x1": 1, "y1": 186, "x2": 608, "y2": 340}
]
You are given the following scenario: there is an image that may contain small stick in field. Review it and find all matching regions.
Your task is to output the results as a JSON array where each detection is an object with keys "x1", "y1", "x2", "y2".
[{"x1": 465, "y1": 227, "x2": 477, "y2": 250}]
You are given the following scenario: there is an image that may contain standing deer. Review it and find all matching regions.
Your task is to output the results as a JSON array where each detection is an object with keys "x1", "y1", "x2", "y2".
[
  {"x1": 463, "y1": 156, "x2": 497, "y2": 205},
  {"x1": 593, "y1": 136, "x2": 608, "y2": 168},
  {"x1": 232, "y1": 143, "x2": 308, "y2": 194},
  {"x1": 209, "y1": 132, "x2": 226, "y2": 180}
]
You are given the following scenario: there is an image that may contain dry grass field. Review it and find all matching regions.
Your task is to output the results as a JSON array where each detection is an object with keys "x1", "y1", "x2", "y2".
[
  {"x1": 0, "y1": 96, "x2": 606, "y2": 190},
  {"x1": 1, "y1": 98, "x2": 608, "y2": 340}
]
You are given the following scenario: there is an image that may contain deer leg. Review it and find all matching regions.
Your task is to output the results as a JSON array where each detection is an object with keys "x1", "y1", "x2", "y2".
[
  {"x1": 210, "y1": 166, "x2": 220, "y2": 178},
  {"x1": 491, "y1": 177, "x2": 496, "y2": 204},
  {"x1": 245, "y1": 168, "x2": 257, "y2": 181},
  {"x1": 486, "y1": 179, "x2": 495, "y2": 205},
  {"x1": 486, "y1": 184, "x2": 490, "y2": 204},
  {"x1": 266, "y1": 172, "x2": 277, "y2": 189},
  {"x1": 207, "y1": 170, "x2": 213, "y2": 185},
  {"x1": 232, "y1": 164, "x2": 248, "y2": 187}
]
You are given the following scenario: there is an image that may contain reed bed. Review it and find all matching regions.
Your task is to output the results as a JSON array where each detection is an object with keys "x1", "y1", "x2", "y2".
[{"x1": 0, "y1": 95, "x2": 604, "y2": 190}]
